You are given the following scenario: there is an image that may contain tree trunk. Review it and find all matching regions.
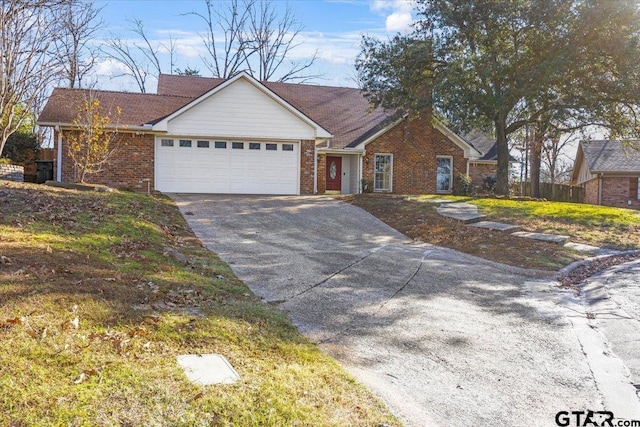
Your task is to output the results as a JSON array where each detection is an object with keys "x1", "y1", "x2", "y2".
[
  {"x1": 494, "y1": 118, "x2": 510, "y2": 195},
  {"x1": 529, "y1": 127, "x2": 542, "y2": 198}
]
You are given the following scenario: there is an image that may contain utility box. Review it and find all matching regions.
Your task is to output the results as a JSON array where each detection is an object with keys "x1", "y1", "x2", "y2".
[{"x1": 35, "y1": 160, "x2": 54, "y2": 184}]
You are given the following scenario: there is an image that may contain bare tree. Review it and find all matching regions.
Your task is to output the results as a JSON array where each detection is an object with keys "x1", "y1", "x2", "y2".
[
  {"x1": 190, "y1": 0, "x2": 319, "y2": 82},
  {"x1": 56, "y1": 0, "x2": 104, "y2": 89},
  {"x1": 541, "y1": 134, "x2": 576, "y2": 184},
  {"x1": 102, "y1": 19, "x2": 176, "y2": 92},
  {"x1": 189, "y1": 0, "x2": 254, "y2": 79},
  {"x1": 246, "y1": 0, "x2": 318, "y2": 82},
  {"x1": 0, "y1": 0, "x2": 63, "y2": 156}
]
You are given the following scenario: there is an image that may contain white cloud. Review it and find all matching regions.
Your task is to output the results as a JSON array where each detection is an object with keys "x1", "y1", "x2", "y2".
[{"x1": 370, "y1": 0, "x2": 414, "y2": 33}]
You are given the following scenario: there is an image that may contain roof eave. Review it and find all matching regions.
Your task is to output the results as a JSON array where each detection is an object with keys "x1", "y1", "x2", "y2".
[{"x1": 433, "y1": 120, "x2": 482, "y2": 158}]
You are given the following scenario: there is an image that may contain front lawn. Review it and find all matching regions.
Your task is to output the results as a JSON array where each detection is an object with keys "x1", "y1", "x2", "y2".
[
  {"x1": 342, "y1": 194, "x2": 640, "y2": 270},
  {"x1": 0, "y1": 182, "x2": 397, "y2": 426}
]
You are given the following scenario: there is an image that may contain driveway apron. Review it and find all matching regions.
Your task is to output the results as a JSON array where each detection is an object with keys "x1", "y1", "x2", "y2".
[{"x1": 171, "y1": 194, "x2": 623, "y2": 426}]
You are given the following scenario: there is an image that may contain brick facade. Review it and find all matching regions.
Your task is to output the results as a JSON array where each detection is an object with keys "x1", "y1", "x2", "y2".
[
  {"x1": 469, "y1": 162, "x2": 497, "y2": 193},
  {"x1": 583, "y1": 177, "x2": 600, "y2": 205},
  {"x1": 601, "y1": 176, "x2": 640, "y2": 209},
  {"x1": 55, "y1": 130, "x2": 154, "y2": 191},
  {"x1": 299, "y1": 139, "x2": 315, "y2": 194},
  {"x1": 581, "y1": 176, "x2": 640, "y2": 209},
  {"x1": 360, "y1": 118, "x2": 467, "y2": 194}
]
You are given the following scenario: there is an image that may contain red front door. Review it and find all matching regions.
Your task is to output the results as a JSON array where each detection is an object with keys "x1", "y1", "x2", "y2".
[{"x1": 326, "y1": 156, "x2": 342, "y2": 191}]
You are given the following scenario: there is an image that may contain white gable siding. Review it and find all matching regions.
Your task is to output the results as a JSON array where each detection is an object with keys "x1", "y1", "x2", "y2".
[
  {"x1": 166, "y1": 79, "x2": 315, "y2": 140},
  {"x1": 575, "y1": 154, "x2": 594, "y2": 184}
]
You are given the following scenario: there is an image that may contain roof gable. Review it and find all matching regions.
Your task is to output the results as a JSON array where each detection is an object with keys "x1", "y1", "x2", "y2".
[
  {"x1": 157, "y1": 73, "x2": 394, "y2": 149},
  {"x1": 152, "y1": 72, "x2": 331, "y2": 139}
]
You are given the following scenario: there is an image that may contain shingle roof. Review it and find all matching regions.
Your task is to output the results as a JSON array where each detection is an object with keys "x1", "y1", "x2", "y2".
[
  {"x1": 581, "y1": 140, "x2": 640, "y2": 173},
  {"x1": 39, "y1": 75, "x2": 393, "y2": 149},
  {"x1": 38, "y1": 88, "x2": 192, "y2": 128},
  {"x1": 156, "y1": 74, "x2": 393, "y2": 149},
  {"x1": 461, "y1": 130, "x2": 497, "y2": 160}
]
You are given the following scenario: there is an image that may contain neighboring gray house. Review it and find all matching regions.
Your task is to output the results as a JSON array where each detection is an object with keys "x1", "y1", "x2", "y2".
[{"x1": 571, "y1": 140, "x2": 640, "y2": 209}]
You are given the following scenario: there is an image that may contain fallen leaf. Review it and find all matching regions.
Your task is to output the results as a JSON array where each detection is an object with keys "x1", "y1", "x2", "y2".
[{"x1": 5, "y1": 317, "x2": 24, "y2": 325}]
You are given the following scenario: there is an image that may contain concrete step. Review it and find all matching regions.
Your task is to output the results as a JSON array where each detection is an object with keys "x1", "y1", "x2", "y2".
[
  {"x1": 469, "y1": 221, "x2": 521, "y2": 232},
  {"x1": 437, "y1": 202, "x2": 486, "y2": 224},
  {"x1": 511, "y1": 231, "x2": 570, "y2": 245}
]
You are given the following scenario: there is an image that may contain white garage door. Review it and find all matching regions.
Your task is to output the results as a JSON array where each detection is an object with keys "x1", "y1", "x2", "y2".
[{"x1": 155, "y1": 138, "x2": 299, "y2": 194}]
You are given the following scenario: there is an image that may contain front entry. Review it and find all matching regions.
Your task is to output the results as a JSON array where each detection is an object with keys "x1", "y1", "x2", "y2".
[{"x1": 326, "y1": 156, "x2": 342, "y2": 191}]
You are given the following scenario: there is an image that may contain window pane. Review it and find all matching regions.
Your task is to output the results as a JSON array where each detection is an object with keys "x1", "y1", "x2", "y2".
[
  {"x1": 266, "y1": 143, "x2": 277, "y2": 151},
  {"x1": 437, "y1": 157, "x2": 452, "y2": 192},
  {"x1": 179, "y1": 139, "x2": 192, "y2": 147},
  {"x1": 197, "y1": 140, "x2": 209, "y2": 148},
  {"x1": 214, "y1": 141, "x2": 227, "y2": 149},
  {"x1": 374, "y1": 154, "x2": 392, "y2": 191},
  {"x1": 161, "y1": 139, "x2": 174, "y2": 147},
  {"x1": 232, "y1": 142, "x2": 244, "y2": 149},
  {"x1": 249, "y1": 143, "x2": 260, "y2": 150},
  {"x1": 282, "y1": 144, "x2": 294, "y2": 151}
]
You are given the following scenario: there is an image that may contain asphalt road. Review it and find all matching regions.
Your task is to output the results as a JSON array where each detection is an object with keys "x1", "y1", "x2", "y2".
[{"x1": 171, "y1": 194, "x2": 638, "y2": 426}]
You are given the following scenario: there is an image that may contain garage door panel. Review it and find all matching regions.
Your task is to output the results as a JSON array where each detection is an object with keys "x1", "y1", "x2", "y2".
[{"x1": 156, "y1": 140, "x2": 299, "y2": 194}]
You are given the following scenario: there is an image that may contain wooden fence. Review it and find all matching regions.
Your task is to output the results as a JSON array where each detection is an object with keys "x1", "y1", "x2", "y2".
[{"x1": 518, "y1": 182, "x2": 584, "y2": 203}]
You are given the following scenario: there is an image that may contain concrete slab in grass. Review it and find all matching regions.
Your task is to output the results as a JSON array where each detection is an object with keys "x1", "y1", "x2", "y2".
[
  {"x1": 511, "y1": 231, "x2": 569, "y2": 245},
  {"x1": 437, "y1": 203, "x2": 486, "y2": 224},
  {"x1": 177, "y1": 354, "x2": 240, "y2": 385},
  {"x1": 469, "y1": 221, "x2": 521, "y2": 232}
]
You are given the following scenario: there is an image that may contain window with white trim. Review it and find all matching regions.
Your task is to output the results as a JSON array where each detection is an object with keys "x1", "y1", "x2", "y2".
[
  {"x1": 214, "y1": 141, "x2": 227, "y2": 149},
  {"x1": 637, "y1": 177, "x2": 640, "y2": 200},
  {"x1": 179, "y1": 139, "x2": 192, "y2": 147},
  {"x1": 197, "y1": 140, "x2": 209, "y2": 148},
  {"x1": 161, "y1": 139, "x2": 174, "y2": 147},
  {"x1": 374, "y1": 154, "x2": 393, "y2": 191},
  {"x1": 436, "y1": 156, "x2": 453, "y2": 193}
]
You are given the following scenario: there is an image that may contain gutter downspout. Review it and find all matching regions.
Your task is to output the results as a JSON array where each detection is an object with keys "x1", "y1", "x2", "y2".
[
  {"x1": 313, "y1": 143, "x2": 318, "y2": 194},
  {"x1": 56, "y1": 125, "x2": 62, "y2": 181}
]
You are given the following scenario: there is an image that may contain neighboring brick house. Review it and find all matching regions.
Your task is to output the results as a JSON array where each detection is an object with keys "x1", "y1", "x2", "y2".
[
  {"x1": 571, "y1": 140, "x2": 640, "y2": 209},
  {"x1": 37, "y1": 72, "x2": 498, "y2": 195}
]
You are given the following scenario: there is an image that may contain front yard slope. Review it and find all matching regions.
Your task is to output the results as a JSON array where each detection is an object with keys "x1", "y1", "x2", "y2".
[
  {"x1": 343, "y1": 194, "x2": 640, "y2": 271},
  {"x1": 0, "y1": 182, "x2": 397, "y2": 427}
]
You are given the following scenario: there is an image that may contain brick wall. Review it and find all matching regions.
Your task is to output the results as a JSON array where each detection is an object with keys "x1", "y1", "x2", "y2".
[
  {"x1": 317, "y1": 154, "x2": 326, "y2": 194},
  {"x1": 600, "y1": 176, "x2": 640, "y2": 209},
  {"x1": 300, "y1": 139, "x2": 315, "y2": 194},
  {"x1": 56, "y1": 130, "x2": 154, "y2": 191},
  {"x1": 469, "y1": 162, "x2": 497, "y2": 192},
  {"x1": 0, "y1": 164, "x2": 24, "y2": 182},
  {"x1": 361, "y1": 117, "x2": 467, "y2": 194},
  {"x1": 582, "y1": 177, "x2": 599, "y2": 205}
]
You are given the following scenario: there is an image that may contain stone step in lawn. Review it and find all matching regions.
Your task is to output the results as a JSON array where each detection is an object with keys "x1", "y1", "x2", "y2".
[
  {"x1": 469, "y1": 221, "x2": 521, "y2": 233},
  {"x1": 436, "y1": 202, "x2": 487, "y2": 224},
  {"x1": 511, "y1": 231, "x2": 570, "y2": 245}
]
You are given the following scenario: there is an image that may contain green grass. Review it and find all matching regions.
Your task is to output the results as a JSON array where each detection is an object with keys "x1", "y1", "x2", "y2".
[
  {"x1": 0, "y1": 182, "x2": 398, "y2": 427},
  {"x1": 409, "y1": 194, "x2": 640, "y2": 250}
]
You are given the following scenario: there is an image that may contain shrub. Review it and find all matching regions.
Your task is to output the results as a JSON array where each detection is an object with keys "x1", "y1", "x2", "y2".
[
  {"x1": 453, "y1": 173, "x2": 473, "y2": 196},
  {"x1": 483, "y1": 175, "x2": 497, "y2": 193}
]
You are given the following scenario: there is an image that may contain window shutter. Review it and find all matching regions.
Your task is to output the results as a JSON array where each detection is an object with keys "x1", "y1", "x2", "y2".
[{"x1": 630, "y1": 177, "x2": 639, "y2": 200}]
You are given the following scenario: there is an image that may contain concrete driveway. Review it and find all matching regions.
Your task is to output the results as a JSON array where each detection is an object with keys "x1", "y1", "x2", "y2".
[{"x1": 171, "y1": 194, "x2": 637, "y2": 426}]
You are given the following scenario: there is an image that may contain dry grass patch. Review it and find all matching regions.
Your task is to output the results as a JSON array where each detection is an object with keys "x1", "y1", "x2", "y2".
[
  {"x1": 0, "y1": 182, "x2": 398, "y2": 427},
  {"x1": 344, "y1": 194, "x2": 640, "y2": 270}
]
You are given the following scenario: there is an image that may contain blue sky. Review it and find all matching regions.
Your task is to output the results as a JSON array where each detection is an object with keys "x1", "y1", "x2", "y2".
[{"x1": 93, "y1": 0, "x2": 415, "y2": 91}]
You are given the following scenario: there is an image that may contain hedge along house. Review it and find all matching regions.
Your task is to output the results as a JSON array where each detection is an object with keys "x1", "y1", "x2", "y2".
[
  {"x1": 571, "y1": 140, "x2": 640, "y2": 209},
  {"x1": 38, "y1": 72, "x2": 498, "y2": 195}
]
